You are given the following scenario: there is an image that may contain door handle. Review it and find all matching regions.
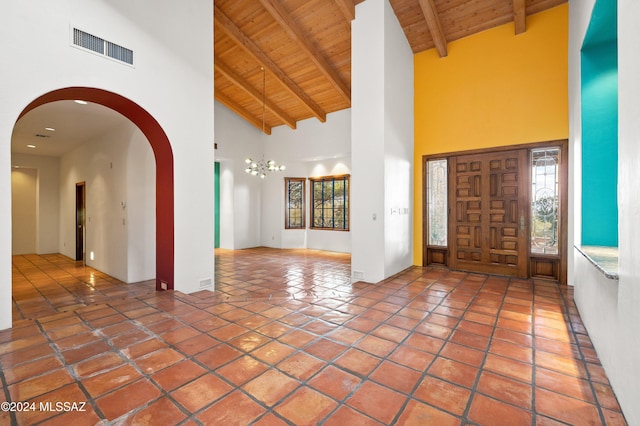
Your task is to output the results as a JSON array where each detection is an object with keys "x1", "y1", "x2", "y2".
[{"x1": 520, "y1": 215, "x2": 525, "y2": 231}]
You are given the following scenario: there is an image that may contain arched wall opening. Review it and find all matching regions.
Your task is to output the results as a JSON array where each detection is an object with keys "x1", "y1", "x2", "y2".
[{"x1": 18, "y1": 87, "x2": 174, "y2": 291}]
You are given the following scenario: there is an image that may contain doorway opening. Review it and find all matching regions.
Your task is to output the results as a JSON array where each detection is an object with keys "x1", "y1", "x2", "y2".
[
  {"x1": 16, "y1": 87, "x2": 174, "y2": 291},
  {"x1": 75, "y1": 182, "x2": 85, "y2": 262}
]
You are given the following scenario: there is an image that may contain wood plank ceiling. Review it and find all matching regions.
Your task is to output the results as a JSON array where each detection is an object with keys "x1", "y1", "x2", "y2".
[{"x1": 214, "y1": 0, "x2": 567, "y2": 134}]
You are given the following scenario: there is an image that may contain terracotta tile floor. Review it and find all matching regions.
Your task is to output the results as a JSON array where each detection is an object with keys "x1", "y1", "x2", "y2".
[{"x1": 2, "y1": 248, "x2": 628, "y2": 425}]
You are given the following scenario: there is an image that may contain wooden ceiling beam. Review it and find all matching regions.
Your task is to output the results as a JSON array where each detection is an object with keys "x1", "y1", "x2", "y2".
[
  {"x1": 418, "y1": 0, "x2": 448, "y2": 57},
  {"x1": 513, "y1": 0, "x2": 526, "y2": 34},
  {"x1": 215, "y1": 57, "x2": 297, "y2": 130},
  {"x1": 259, "y1": 0, "x2": 351, "y2": 104},
  {"x1": 214, "y1": 5, "x2": 327, "y2": 123},
  {"x1": 334, "y1": 0, "x2": 355, "y2": 22},
  {"x1": 215, "y1": 89, "x2": 272, "y2": 135}
]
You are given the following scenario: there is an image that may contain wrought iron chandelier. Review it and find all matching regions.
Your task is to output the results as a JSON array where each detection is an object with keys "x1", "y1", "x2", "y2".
[{"x1": 245, "y1": 66, "x2": 285, "y2": 179}]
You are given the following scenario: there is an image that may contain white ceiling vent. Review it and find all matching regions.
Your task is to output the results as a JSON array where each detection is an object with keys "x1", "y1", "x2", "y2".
[{"x1": 72, "y1": 28, "x2": 134, "y2": 65}]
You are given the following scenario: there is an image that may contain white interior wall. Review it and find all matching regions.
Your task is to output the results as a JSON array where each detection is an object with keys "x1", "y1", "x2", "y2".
[
  {"x1": 126, "y1": 129, "x2": 156, "y2": 283},
  {"x1": 268, "y1": 109, "x2": 351, "y2": 160},
  {"x1": 11, "y1": 168, "x2": 37, "y2": 254},
  {"x1": 267, "y1": 160, "x2": 309, "y2": 250},
  {"x1": 382, "y1": 0, "x2": 414, "y2": 276},
  {"x1": 567, "y1": 0, "x2": 594, "y2": 287},
  {"x1": 11, "y1": 153, "x2": 61, "y2": 255},
  {"x1": 616, "y1": 0, "x2": 640, "y2": 421},
  {"x1": 351, "y1": 0, "x2": 413, "y2": 283},
  {"x1": 569, "y1": 0, "x2": 640, "y2": 423},
  {"x1": 218, "y1": 160, "x2": 236, "y2": 250},
  {"x1": 352, "y1": 0, "x2": 387, "y2": 283},
  {"x1": 60, "y1": 126, "x2": 128, "y2": 280},
  {"x1": 214, "y1": 100, "x2": 263, "y2": 249},
  {"x1": 0, "y1": 0, "x2": 214, "y2": 328},
  {"x1": 263, "y1": 109, "x2": 352, "y2": 253},
  {"x1": 259, "y1": 156, "x2": 352, "y2": 252},
  {"x1": 10, "y1": 128, "x2": 154, "y2": 283},
  {"x1": 215, "y1": 99, "x2": 354, "y2": 254},
  {"x1": 59, "y1": 122, "x2": 154, "y2": 283}
]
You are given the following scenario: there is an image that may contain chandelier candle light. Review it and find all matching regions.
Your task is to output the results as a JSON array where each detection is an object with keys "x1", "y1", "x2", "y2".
[
  {"x1": 245, "y1": 157, "x2": 285, "y2": 178},
  {"x1": 245, "y1": 66, "x2": 285, "y2": 179}
]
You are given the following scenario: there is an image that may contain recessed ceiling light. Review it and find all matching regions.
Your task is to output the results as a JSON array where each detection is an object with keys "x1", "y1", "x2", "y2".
[
  {"x1": 45, "y1": 127, "x2": 55, "y2": 131},
  {"x1": 27, "y1": 144, "x2": 36, "y2": 148},
  {"x1": 74, "y1": 100, "x2": 88, "y2": 105}
]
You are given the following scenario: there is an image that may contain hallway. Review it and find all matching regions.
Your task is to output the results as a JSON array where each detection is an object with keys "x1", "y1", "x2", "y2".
[{"x1": 1, "y1": 248, "x2": 626, "y2": 425}]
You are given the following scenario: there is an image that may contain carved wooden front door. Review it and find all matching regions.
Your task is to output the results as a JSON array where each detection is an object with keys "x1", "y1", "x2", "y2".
[{"x1": 449, "y1": 149, "x2": 528, "y2": 278}]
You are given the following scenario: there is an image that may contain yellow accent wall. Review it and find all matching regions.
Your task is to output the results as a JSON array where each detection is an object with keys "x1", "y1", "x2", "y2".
[{"x1": 413, "y1": 4, "x2": 568, "y2": 265}]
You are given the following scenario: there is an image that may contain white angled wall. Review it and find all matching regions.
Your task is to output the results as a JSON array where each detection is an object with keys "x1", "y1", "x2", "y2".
[
  {"x1": 616, "y1": 0, "x2": 640, "y2": 422},
  {"x1": 569, "y1": 0, "x2": 640, "y2": 423},
  {"x1": 351, "y1": 0, "x2": 414, "y2": 283},
  {"x1": 382, "y1": 0, "x2": 414, "y2": 276},
  {"x1": 352, "y1": 0, "x2": 386, "y2": 282}
]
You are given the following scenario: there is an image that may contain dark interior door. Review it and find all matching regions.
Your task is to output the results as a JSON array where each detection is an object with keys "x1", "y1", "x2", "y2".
[
  {"x1": 449, "y1": 149, "x2": 528, "y2": 278},
  {"x1": 75, "y1": 182, "x2": 85, "y2": 261}
]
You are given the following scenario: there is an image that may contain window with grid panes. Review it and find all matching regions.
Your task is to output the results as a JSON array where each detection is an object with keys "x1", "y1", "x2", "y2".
[
  {"x1": 285, "y1": 178, "x2": 305, "y2": 229},
  {"x1": 309, "y1": 175, "x2": 349, "y2": 231}
]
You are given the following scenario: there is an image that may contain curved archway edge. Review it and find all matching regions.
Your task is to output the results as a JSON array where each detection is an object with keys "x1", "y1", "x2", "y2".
[{"x1": 19, "y1": 87, "x2": 174, "y2": 291}]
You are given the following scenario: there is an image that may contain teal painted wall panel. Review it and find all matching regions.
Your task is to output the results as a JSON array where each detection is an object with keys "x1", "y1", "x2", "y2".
[
  {"x1": 581, "y1": 0, "x2": 618, "y2": 247},
  {"x1": 215, "y1": 161, "x2": 220, "y2": 248}
]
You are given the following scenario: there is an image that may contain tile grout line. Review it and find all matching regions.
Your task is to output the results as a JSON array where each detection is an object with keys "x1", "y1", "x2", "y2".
[
  {"x1": 36, "y1": 311, "x2": 108, "y2": 423},
  {"x1": 381, "y1": 270, "x2": 468, "y2": 425},
  {"x1": 363, "y1": 269, "x2": 464, "y2": 424},
  {"x1": 187, "y1": 267, "x2": 440, "y2": 425},
  {"x1": 555, "y1": 283, "x2": 614, "y2": 425},
  {"x1": 142, "y1": 292, "x2": 324, "y2": 425},
  {"x1": 12, "y1": 256, "x2": 61, "y2": 320},
  {"x1": 0, "y1": 357, "x2": 18, "y2": 426},
  {"x1": 458, "y1": 274, "x2": 512, "y2": 424},
  {"x1": 46, "y1": 294, "x2": 206, "y2": 423},
  {"x1": 530, "y1": 279, "x2": 538, "y2": 426},
  {"x1": 90, "y1": 295, "x2": 242, "y2": 424}
]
